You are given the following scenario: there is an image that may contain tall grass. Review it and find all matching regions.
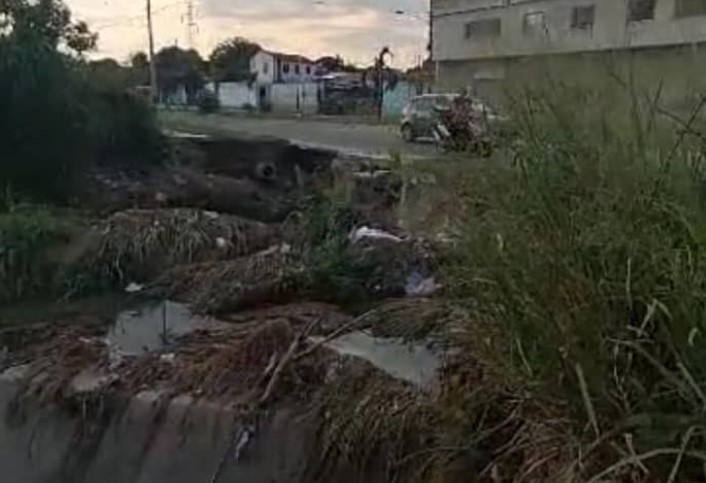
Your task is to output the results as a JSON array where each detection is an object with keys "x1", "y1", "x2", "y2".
[{"x1": 431, "y1": 76, "x2": 706, "y2": 480}]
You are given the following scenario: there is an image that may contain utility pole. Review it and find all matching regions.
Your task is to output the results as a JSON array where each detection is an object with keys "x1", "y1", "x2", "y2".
[
  {"x1": 185, "y1": 0, "x2": 196, "y2": 49},
  {"x1": 147, "y1": 0, "x2": 158, "y2": 104}
]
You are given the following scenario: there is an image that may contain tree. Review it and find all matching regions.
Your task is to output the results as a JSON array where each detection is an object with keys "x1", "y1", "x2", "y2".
[
  {"x1": 155, "y1": 46, "x2": 206, "y2": 102},
  {"x1": 0, "y1": 0, "x2": 163, "y2": 202},
  {"x1": 315, "y1": 55, "x2": 360, "y2": 74},
  {"x1": 129, "y1": 51, "x2": 150, "y2": 86},
  {"x1": 316, "y1": 55, "x2": 345, "y2": 73},
  {"x1": 130, "y1": 51, "x2": 149, "y2": 70},
  {"x1": 1, "y1": 0, "x2": 97, "y2": 55},
  {"x1": 209, "y1": 37, "x2": 260, "y2": 83}
]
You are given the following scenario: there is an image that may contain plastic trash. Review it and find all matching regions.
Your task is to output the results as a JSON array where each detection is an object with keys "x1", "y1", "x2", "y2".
[
  {"x1": 405, "y1": 271, "x2": 438, "y2": 297},
  {"x1": 125, "y1": 282, "x2": 144, "y2": 294},
  {"x1": 350, "y1": 226, "x2": 402, "y2": 244}
]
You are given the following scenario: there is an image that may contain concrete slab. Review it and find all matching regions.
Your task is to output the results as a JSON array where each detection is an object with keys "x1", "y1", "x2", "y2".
[{"x1": 0, "y1": 372, "x2": 317, "y2": 483}]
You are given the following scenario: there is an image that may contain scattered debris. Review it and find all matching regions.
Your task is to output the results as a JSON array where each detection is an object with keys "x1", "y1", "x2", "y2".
[
  {"x1": 125, "y1": 282, "x2": 144, "y2": 293},
  {"x1": 349, "y1": 226, "x2": 402, "y2": 244},
  {"x1": 404, "y1": 271, "x2": 438, "y2": 297}
]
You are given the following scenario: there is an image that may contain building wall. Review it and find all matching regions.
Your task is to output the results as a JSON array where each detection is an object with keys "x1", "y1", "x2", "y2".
[
  {"x1": 432, "y1": 0, "x2": 706, "y2": 62},
  {"x1": 250, "y1": 51, "x2": 276, "y2": 85},
  {"x1": 436, "y1": 44, "x2": 706, "y2": 106},
  {"x1": 270, "y1": 83, "x2": 319, "y2": 113},
  {"x1": 275, "y1": 58, "x2": 316, "y2": 84}
]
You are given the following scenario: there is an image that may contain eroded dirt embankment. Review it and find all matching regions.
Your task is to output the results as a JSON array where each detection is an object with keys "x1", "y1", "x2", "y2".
[{"x1": 0, "y1": 133, "x2": 472, "y2": 483}]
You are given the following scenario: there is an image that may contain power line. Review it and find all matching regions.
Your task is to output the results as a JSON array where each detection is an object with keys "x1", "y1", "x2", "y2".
[{"x1": 92, "y1": 1, "x2": 185, "y2": 30}]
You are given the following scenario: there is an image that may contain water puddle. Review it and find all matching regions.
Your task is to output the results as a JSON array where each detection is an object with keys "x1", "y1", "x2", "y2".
[
  {"x1": 311, "y1": 331, "x2": 441, "y2": 388},
  {"x1": 108, "y1": 301, "x2": 210, "y2": 355}
]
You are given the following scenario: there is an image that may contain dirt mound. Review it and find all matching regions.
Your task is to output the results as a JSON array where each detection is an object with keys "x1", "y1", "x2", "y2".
[
  {"x1": 19, "y1": 326, "x2": 109, "y2": 403},
  {"x1": 68, "y1": 209, "x2": 279, "y2": 291},
  {"x1": 118, "y1": 319, "x2": 331, "y2": 403},
  {"x1": 155, "y1": 244, "x2": 306, "y2": 313},
  {"x1": 85, "y1": 166, "x2": 293, "y2": 222}
]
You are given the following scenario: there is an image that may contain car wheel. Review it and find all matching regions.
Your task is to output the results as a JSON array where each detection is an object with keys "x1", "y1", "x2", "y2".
[{"x1": 401, "y1": 123, "x2": 415, "y2": 143}]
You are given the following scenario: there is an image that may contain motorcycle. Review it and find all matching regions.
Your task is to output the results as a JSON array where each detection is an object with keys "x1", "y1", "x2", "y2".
[{"x1": 432, "y1": 99, "x2": 493, "y2": 157}]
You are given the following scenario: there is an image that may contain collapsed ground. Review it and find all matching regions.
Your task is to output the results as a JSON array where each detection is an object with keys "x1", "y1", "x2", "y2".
[
  {"x1": 4, "y1": 78, "x2": 706, "y2": 482},
  {"x1": 0, "y1": 133, "x2": 465, "y2": 482}
]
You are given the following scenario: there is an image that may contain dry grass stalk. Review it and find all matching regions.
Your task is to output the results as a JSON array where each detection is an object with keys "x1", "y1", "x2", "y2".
[
  {"x1": 80, "y1": 208, "x2": 279, "y2": 284},
  {"x1": 155, "y1": 244, "x2": 306, "y2": 313}
]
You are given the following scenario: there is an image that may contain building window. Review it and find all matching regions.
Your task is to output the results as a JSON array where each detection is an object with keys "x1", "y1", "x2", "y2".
[
  {"x1": 464, "y1": 18, "x2": 501, "y2": 39},
  {"x1": 283, "y1": 63, "x2": 290, "y2": 74},
  {"x1": 263, "y1": 62, "x2": 269, "y2": 74},
  {"x1": 675, "y1": 0, "x2": 706, "y2": 17},
  {"x1": 571, "y1": 5, "x2": 595, "y2": 29},
  {"x1": 628, "y1": 0, "x2": 657, "y2": 21},
  {"x1": 306, "y1": 65, "x2": 311, "y2": 75},
  {"x1": 523, "y1": 11, "x2": 547, "y2": 36},
  {"x1": 295, "y1": 64, "x2": 300, "y2": 75}
]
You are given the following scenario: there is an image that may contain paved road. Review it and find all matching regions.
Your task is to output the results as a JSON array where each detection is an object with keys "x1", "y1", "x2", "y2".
[{"x1": 160, "y1": 112, "x2": 437, "y2": 159}]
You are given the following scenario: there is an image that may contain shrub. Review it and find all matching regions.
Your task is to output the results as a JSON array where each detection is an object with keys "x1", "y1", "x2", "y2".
[
  {"x1": 0, "y1": 37, "x2": 89, "y2": 201},
  {"x1": 0, "y1": 0, "x2": 168, "y2": 202},
  {"x1": 85, "y1": 82, "x2": 168, "y2": 166}
]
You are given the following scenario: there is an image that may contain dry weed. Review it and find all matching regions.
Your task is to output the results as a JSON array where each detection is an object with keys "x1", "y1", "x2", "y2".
[
  {"x1": 71, "y1": 208, "x2": 279, "y2": 290},
  {"x1": 155, "y1": 244, "x2": 306, "y2": 313}
]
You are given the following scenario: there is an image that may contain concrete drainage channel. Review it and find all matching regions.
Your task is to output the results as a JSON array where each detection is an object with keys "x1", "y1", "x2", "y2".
[{"x1": 0, "y1": 133, "x2": 444, "y2": 483}]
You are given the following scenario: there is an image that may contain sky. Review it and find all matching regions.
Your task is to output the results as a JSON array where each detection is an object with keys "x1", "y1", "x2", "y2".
[{"x1": 65, "y1": 0, "x2": 429, "y2": 68}]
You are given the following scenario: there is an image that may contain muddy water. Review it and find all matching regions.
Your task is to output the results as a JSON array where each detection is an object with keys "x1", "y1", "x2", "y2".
[
  {"x1": 311, "y1": 331, "x2": 442, "y2": 388},
  {"x1": 108, "y1": 301, "x2": 207, "y2": 355}
]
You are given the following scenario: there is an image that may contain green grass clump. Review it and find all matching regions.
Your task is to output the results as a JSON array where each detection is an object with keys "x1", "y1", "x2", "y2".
[
  {"x1": 435, "y1": 77, "x2": 706, "y2": 480},
  {"x1": 0, "y1": 207, "x2": 63, "y2": 303}
]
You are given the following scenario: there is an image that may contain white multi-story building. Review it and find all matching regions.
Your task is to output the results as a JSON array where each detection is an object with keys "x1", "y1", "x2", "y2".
[
  {"x1": 431, "y1": 0, "x2": 706, "y2": 97},
  {"x1": 250, "y1": 50, "x2": 316, "y2": 85}
]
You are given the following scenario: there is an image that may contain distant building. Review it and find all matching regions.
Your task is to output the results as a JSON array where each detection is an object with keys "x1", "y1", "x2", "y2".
[
  {"x1": 432, "y1": 0, "x2": 706, "y2": 100},
  {"x1": 249, "y1": 50, "x2": 316, "y2": 84}
]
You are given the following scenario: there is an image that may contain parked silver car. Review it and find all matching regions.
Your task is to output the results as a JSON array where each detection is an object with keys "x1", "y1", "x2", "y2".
[{"x1": 400, "y1": 94, "x2": 502, "y2": 142}]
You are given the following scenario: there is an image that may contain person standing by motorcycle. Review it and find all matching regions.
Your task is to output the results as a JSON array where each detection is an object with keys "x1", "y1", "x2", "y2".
[{"x1": 434, "y1": 94, "x2": 490, "y2": 154}]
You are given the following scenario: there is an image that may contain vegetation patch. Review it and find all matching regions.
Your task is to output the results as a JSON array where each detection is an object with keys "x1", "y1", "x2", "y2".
[
  {"x1": 155, "y1": 244, "x2": 306, "y2": 313},
  {"x1": 0, "y1": 207, "x2": 66, "y2": 304},
  {"x1": 426, "y1": 80, "x2": 706, "y2": 481},
  {"x1": 67, "y1": 208, "x2": 279, "y2": 295}
]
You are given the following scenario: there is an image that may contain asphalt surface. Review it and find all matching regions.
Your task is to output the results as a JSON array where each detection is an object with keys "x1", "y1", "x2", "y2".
[{"x1": 160, "y1": 112, "x2": 438, "y2": 159}]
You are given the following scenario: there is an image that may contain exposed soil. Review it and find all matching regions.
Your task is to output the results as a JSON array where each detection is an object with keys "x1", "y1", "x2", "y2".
[{"x1": 0, "y1": 133, "x2": 470, "y2": 483}]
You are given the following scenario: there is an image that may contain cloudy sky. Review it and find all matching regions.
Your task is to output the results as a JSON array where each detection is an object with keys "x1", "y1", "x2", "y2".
[{"x1": 65, "y1": 0, "x2": 429, "y2": 68}]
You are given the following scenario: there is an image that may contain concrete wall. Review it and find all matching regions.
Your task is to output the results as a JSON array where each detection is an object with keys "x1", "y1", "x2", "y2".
[
  {"x1": 270, "y1": 83, "x2": 319, "y2": 113},
  {"x1": 436, "y1": 44, "x2": 706, "y2": 106},
  {"x1": 0, "y1": 370, "x2": 318, "y2": 483},
  {"x1": 432, "y1": 0, "x2": 706, "y2": 62},
  {"x1": 216, "y1": 82, "x2": 258, "y2": 109}
]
